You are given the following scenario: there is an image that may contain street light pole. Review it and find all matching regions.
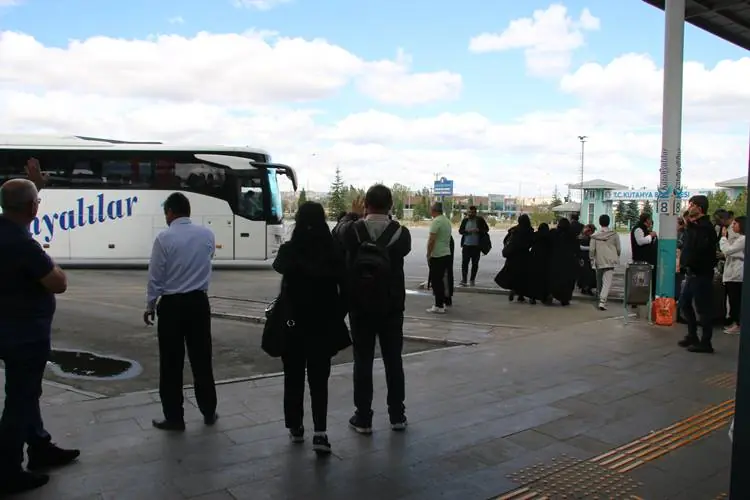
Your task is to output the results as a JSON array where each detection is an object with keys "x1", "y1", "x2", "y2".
[{"x1": 578, "y1": 135, "x2": 587, "y2": 204}]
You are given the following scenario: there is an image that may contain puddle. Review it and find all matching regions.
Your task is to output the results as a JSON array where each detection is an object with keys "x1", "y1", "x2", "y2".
[{"x1": 47, "y1": 349, "x2": 142, "y2": 381}]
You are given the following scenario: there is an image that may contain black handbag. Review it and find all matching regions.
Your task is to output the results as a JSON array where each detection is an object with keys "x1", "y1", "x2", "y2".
[{"x1": 262, "y1": 281, "x2": 295, "y2": 358}]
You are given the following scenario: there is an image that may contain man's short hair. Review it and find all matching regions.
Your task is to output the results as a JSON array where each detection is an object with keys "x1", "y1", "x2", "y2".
[
  {"x1": 571, "y1": 213, "x2": 579, "y2": 221},
  {"x1": 163, "y1": 192, "x2": 191, "y2": 217},
  {"x1": 431, "y1": 202, "x2": 443, "y2": 214},
  {"x1": 364, "y1": 184, "x2": 392, "y2": 213},
  {"x1": 689, "y1": 195, "x2": 709, "y2": 214},
  {"x1": 639, "y1": 212, "x2": 652, "y2": 224},
  {"x1": 599, "y1": 214, "x2": 610, "y2": 227},
  {"x1": 0, "y1": 179, "x2": 37, "y2": 212},
  {"x1": 468, "y1": 205, "x2": 477, "y2": 211}
]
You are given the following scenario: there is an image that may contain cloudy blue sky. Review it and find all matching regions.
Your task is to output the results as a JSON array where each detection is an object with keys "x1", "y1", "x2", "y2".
[{"x1": 0, "y1": 0, "x2": 747, "y2": 198}]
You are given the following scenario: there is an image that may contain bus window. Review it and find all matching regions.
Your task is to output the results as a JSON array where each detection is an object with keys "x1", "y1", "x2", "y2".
[
  {"x1": 101, "y1": 160, "x2": 153, "y2": 188},
  {"x1": 237, "y1": 174, "x2": 265, "y2": 221},
  {"x1": 266, "y1": 168, "x2": 283, "y2": 224}
]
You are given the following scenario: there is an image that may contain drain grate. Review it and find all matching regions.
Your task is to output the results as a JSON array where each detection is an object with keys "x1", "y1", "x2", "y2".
[
  {"x1": 703, "y1": 373, "x2": 736, "y2": 389},
  {"x1": 590, "y1": 399, "x2": 734, "y2": 473},
  {"x1": 500, "y1": 455, "x2": 642, "y2": 499}
]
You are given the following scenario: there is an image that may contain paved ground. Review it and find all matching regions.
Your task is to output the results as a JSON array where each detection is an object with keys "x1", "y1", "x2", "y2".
[
  {"x1": 1, "y1": 267, "x2": 736, "y2": 498},
  {"x1": 3, "y1": 300, "x2": 736, "y2": 499}
]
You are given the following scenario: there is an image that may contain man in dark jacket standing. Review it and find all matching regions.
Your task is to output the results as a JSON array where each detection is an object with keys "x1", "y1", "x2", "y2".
[
  {"x1": 630, "y1": 212, "x2": 658, "y2": 298},
  {"x1": 458, "y1": 206, "x2": 489, "y2": 286},
  {"x1": 678, "y1": 195, "x2": 718, "y2": 353},
  {"x1": 333, "y1": 184, "x2": 411, "y2": 434},
  {"x1": 570, "y1": 213, "x2": 583, "y2": 237},
  {"x1": 0, "y1": 160, "x2": 80, "y2": 495}
]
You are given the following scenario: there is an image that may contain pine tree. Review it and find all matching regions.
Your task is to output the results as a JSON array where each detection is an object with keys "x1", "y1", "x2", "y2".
[
  {"x1": 297, "y1": 188, "x2": 307, "y2": 206},
  {"x1": 615, "y1": 200, "x2": 627, "y2": 227},
  {"x1": 626, "y1": 200, "x2": 640, "y2": 227},
  {"x1": 551, "y1": 186, "x2": 562, "y2": 208},
  {"x1": 642, "y1": 200, "x2": 653, "y2": 215},
  {"x1": 328, "y1": 167, "x2": 346, "y2": 220}
]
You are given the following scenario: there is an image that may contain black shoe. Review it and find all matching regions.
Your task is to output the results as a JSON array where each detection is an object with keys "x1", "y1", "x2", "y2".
[
  {"x1": 348, "y1": 413, "x2": 373, "y2": 435},
  {"x1": 678, "y1": 336, "x2": 699, "y2": 348},
  {"x1": 390, "y1": 415, "x2": 408, "y2": 432},
  {"x1": 204, "y1": 413, "x2": 219, "y2": 426},
  {"x1": 688, "y1": 343, "x2": 715, "y2": 354},
  {"x1": 529, "y1": 298, "x2": 537, "y2": 305},
  {"x1": 312, "y1": 434, "x2": 332, "y2": 455},
  {"x1": 517, "y1": 296, "x2": 526, "y2": 303},
  {"x1": 152, "y1": 419, "x2": 186, "y2": 432},
  {"x1": 27, "y1": 443, "x2": 80, "y2": 471},
  {"x1": 289, "y1": 426, "x2": 304, "y2": 443},
  {"x1": 0, "y1": 470, "x2": 49, "y2": 494},
  {"x1": 508, "y1": 293, "x2": 515, "y2": 301}
]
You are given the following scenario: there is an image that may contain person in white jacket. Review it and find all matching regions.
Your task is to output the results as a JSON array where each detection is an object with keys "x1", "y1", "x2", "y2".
[
  {"x1": 589, "y1": 214, "x2": 622, "y2": 311},
  {"x1": 720, "y1": 216, "x2": 745, "y2": 334}
]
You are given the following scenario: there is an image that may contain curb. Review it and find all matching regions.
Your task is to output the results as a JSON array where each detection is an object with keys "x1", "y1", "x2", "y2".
[
  {"x1": 451, "y1": 285, "x2": 626, "y2": 303},
  {"x1": 209, "y1": 312, "x2": 476, "y2": 346}
]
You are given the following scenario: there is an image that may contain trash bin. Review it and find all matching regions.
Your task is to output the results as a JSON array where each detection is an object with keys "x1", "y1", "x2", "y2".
[{"x1": 625, "y1": 262, "x2": 652, "y2": 306}]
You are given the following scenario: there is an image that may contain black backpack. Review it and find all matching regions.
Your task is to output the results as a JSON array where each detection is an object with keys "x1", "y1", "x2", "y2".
[{"x1": 348, "y1": 220, "x2": 400, "y2": 315}]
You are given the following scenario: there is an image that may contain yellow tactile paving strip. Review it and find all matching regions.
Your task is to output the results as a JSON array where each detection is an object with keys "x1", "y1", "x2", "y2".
[
  {"x1": 494, "y1": 398, "x2": 735, "y2": 499},
  {"x1": 703, "y1": 372, "x2": 736, "y2": 390}
]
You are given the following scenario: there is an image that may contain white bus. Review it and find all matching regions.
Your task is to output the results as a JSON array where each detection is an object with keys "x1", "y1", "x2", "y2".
[{"x1": 0, "y1": 135, "x2": 298, "y2": 265}]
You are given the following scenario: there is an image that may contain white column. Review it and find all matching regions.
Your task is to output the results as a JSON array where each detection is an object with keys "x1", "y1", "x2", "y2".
[{"x1": 655, "y1": 0, "x2": 685, "y2": 300}]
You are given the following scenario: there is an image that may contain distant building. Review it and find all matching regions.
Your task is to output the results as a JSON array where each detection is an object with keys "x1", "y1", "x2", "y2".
[{"x1": 715, "y1": 176, "x2": 747, "y2": 200}]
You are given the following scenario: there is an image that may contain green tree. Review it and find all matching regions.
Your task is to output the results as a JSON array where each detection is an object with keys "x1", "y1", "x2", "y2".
[
  {"x1": 328, "y1": 167, "x2": 347, "y2": 219},
  {"x1": 297, "y1": 188, "x2": 307, "y2": 206},
  {"x1": 626, "y1": 200, "x2": 640, "y2": 227},
  {"x1": 615, "y1": 200, "x2": 627, "y2": 228},
  {"x1": 642, "y1": 200, "x2": 653, "y2": 216},
  {"x1": 391, "y1": 183, "x2": 411, "y2": 220},
  {"x1": 730, "y1": 190, "x2": 747, "y2": 217},
  {"x1": 707, "y1": 190, "x2": 729, "y2": 213},
  {"x1": 551, "y1": 186, "x2": 563, "y2": 208},
  {"x1": 530, "y1": 208, "x2": 554, "y2": 226}
]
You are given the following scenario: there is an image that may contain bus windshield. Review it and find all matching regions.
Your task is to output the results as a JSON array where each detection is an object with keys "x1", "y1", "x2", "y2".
[{"x1": 266, "y1": 168, "x2": 283, "y2": 224}]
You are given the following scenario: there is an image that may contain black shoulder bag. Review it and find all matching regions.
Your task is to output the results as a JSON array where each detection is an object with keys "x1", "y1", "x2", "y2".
[{"x1": 261, "y1": 279, "x2": 295, "y2": 358}]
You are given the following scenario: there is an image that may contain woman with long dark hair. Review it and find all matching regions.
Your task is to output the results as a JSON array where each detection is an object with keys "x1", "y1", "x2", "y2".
[{"x1": 272, "y1": 202, "x2": 347, "y2": 455}]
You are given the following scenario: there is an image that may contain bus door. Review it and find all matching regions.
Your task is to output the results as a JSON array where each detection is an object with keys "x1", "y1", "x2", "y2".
[{"x1": 234, "y1": 171, "x2": 267, "y2": 260}]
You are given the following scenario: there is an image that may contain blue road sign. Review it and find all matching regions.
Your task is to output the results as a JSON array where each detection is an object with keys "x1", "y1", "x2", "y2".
[{"x1": 434, "y1": 177, "x2": 454, "y2": 196}]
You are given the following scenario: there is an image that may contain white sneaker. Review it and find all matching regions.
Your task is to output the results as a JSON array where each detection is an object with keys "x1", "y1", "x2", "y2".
[
  {"x1": 598, "y1": 303, "x2": 607, "y2": 311},
  {"x1": 426, "y1": 306, "x2": 446, "y2": 314},
  {"x1": 724, "y1": 324, "x2": 740, "y2": 335}
]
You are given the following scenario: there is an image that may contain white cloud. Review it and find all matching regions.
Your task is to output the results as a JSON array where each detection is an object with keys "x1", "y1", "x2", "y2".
[
  {"x1": 0, "y1": 0, "x2": 20, "y2": 6},
  {"x1": 232, "y1": 0, "x2": 291, "y2": 11},
  {"x1": 0, "y1": 28, "x2": 746, "y2": 198},
  {"x1": 469, "y1": 4, "x2": 600, "y2": 76},
  {"x1": 168, "y1": 16, "x2": 185, "y2": 24}
]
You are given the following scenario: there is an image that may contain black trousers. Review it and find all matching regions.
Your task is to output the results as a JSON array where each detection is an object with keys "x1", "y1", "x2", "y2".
[
  {"x1": 429, "y1": 255, "x2": 452, "y2": 308},
  {"x1": 350, "y1": 313, "x2": 405, "y2": 420},
  {"x1": 679, "y1": 273, "x2": 714, "y2": 344},
  {"x1": 461, "y1": 246, "x2": 481, "y2": 283},
  {"x1": 726, "y1": 281, "x2": 742, "y2": 324},
  {"x1": 282, "y1": 344, "x2": 331, "y2": 432},
  {"x1": 0, "y1": 339, "x2": 52, "y2": 475},
  {"x1": 157, "y1": 291, "x2": 217, "y2": 421}
]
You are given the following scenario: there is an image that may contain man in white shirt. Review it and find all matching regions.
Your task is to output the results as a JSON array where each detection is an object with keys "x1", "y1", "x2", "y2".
[
  {"x1": 144, "y1": 192, "x2": 218, "y2": 431},
  {"x1": 630, "y1": 213, "x2": 658, "y2": 297}
]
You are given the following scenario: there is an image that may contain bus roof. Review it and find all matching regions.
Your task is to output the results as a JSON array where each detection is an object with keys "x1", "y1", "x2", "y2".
[{"x1": 0, "y1": 134, "x2": 270, "y2": 156}]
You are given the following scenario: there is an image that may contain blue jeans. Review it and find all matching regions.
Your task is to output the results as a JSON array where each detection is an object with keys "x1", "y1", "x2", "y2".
[
  {"x1": 678, "y1": 273, "x2": 714, "y2": 343},
  {"x1": 0, "y1": 339, "x2": 52, "y2": 473}
]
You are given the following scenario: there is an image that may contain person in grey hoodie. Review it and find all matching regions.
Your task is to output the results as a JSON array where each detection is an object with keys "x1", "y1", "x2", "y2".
[{"x1": 589, "y1": 214, "x2": 621, "y2": 311}]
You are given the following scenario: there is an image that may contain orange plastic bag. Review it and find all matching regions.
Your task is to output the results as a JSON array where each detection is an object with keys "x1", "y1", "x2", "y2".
[{"x1": 652, "y1": 297, "x2": 676, "y2": 326}]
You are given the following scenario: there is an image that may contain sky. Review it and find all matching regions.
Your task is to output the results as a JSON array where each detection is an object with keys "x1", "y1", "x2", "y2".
[{"x1": 0, "y1": 0, "x2": 748, "y2": 198}]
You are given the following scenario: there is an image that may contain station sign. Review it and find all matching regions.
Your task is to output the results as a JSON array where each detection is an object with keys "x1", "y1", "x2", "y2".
[{"x1": 434, "y1": 177, "x2": 454, "y2": 197}]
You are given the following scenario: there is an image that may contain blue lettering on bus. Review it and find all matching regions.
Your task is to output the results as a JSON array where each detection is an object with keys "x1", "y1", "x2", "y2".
[{"x1": 31, "y1": 194, "x2": 139, "y2": 243}]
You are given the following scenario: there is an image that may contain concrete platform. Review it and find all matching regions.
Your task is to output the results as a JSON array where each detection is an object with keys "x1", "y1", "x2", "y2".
[{"x1": 0, "y1": 269, "x2": 737, "y2": 499}]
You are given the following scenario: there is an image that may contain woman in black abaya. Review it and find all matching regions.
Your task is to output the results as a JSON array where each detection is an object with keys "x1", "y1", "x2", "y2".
[
  {"x1": 549, "y1": 217, "x2": 579, "y2": 306},
  {"x1": 497, "y1": 214, "x2": 534, "y2": 302},
  {"x1": 528, "y1": 222, "x2": 553, "y2": 305}
]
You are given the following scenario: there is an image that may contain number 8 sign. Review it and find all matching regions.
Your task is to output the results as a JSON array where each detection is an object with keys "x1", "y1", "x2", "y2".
[{"x1": 658, "y1": 200, "x2": 670, "y2": 214}]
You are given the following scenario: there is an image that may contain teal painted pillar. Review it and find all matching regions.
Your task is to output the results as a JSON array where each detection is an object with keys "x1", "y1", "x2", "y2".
[{"x1": 655, "y1": 0, "x2": 685, "y2": 300}]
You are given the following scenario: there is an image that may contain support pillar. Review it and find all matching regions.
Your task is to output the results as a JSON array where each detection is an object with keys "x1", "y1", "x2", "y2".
[
  {"x1": 730, "y1": 132, "x2": 750, "y2": 498},
  {"x1": 654, "y1": 0, "x2": 685, "y2": 303}
]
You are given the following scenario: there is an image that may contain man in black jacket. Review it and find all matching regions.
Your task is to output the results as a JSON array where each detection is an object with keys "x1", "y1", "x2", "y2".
[
  {"x1": 458, "y1": 206, "x2": 489, "y2": 286},
  {"x1": 333, "y1": 184, "x2": 411, "y2": 434},
  {"x1": 678, "y1": 195, "x2": 718, "y2": 353},
  {"x1": 630, "y1": 212, "x2": 658, "y2": 298}
]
